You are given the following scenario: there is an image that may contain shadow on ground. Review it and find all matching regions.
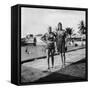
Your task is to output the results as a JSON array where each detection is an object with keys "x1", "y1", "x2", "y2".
[{"x1": 21, "y1": 58, "x2": 87, "y2": 84}]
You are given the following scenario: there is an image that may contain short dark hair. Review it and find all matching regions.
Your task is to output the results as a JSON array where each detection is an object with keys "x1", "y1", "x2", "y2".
[{"x1": 48, "y1": 26, "x2": 52, "y2": 30}]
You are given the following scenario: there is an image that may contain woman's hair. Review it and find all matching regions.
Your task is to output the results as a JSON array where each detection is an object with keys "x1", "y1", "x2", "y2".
[
  {"x1": 48, "y1": 26, "x2": 52, "y2": 30},
  {"x1": 58, "y1": 22, "x2": 62, "y2": 30},
  {"x1": 48, "y1": 26, "x2": 52, "y2": 32}
]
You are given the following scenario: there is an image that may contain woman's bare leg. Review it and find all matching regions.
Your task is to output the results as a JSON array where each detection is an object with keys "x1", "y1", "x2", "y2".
[
  {"x1": 46, "y1": 49, "x2": 50, "y2": 69},
  {"x1": 61, "y1": 52, "x2": 66, "y2": 68},
  {"x1": 63, "y1": 52, "x2": 66, "y2": 67},
  {"x1": 48, "y1": 56, "x2": 50, "y2": 69},
  {"x1": 61, "y1": 53, "x2": 64, "y2": 68},
  {"x1": 51, "y1": 49, "x2": 54, "y2": 68}
]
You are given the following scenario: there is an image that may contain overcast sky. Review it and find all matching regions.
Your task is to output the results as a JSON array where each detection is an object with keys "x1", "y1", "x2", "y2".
[{"x1": 21, "y1": 7, "x2": 85, "y2": 38}]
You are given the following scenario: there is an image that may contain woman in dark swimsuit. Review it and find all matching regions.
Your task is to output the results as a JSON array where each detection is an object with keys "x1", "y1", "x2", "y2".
[
  {"x1": 56, "y1": 22, "x2": 66, "y2": 68},
  {"x1": 41, "y1": 26, "x2": 56, "y2": 70}
]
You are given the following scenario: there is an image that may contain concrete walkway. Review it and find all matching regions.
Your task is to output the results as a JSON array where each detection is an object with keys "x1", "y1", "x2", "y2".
[{"x1": 22, "y1": 48, "x2": 85, "y2": 72}]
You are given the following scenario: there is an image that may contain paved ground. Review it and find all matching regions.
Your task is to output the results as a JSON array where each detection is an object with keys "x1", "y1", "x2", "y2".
[
  {"x1": 21, "y1": 48, "x2": 86, "y2": 83},
  {"x1": 34, "y1": 60, "x2": 86, "y2": 84},
  {"x1": 22, "y1": 48, "x2": 85, "y2": 71}
]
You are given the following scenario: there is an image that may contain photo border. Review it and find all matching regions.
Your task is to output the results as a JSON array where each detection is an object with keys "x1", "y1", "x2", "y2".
[{"x1": 17, "y1": 4, "x2": 88, "y2": 85}]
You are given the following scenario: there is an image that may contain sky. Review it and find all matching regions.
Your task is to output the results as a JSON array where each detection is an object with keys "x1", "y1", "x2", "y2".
[{"x1": 21, "y1": 7, "x2": 85, "y2": 38}]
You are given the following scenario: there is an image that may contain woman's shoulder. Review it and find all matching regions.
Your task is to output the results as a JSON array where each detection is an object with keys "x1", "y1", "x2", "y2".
[{"x1": 57, "y1": 30, "x2": 65, "y2": 33}]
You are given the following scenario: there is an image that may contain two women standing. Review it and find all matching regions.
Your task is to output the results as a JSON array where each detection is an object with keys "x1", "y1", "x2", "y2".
[{"x1": 42, "y1": 22, "x2": 66, "y2": 70}]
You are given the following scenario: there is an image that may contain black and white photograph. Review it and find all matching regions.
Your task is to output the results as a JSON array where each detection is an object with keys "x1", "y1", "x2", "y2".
[{"x1": 21, "y1": 6, "x2": 88, "y2": 84}]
